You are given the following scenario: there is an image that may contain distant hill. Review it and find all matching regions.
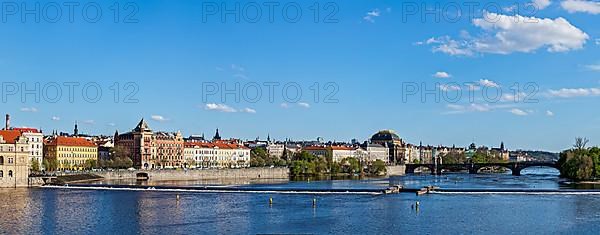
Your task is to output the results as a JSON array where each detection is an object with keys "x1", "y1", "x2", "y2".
[{"x1": 511, "y1": 150, "x2": 559, "y2": 162}]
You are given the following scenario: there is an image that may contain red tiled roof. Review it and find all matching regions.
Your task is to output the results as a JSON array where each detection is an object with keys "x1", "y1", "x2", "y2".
[
  {"x1": 330, "y1": 146, "x2": 355, "y2": 151},
  {"x1": 47, "y1": 136, "x2": 97, "y2": 147},
  {"x1": 0, "y1": 130, "x2": 23, "y2": 144},
  {"x1": 12, "y1": 127, "x2": 41, "y2": 133},
  {"x1": 304, "y1": 146, "x2": 327, "y2": 151}
]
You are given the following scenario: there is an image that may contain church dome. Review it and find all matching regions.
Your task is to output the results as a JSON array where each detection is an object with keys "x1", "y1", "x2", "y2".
[{"x1": 371, "y1": 130, "x2": 401, "y2": 142}]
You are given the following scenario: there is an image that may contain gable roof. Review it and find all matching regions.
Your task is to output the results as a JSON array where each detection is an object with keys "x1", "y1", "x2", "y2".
[{"x1": 0, "y1": 130, "x2": 23, "y2": 144}]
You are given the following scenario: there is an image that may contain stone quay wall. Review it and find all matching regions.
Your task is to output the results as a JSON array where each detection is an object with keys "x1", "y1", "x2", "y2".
[
  {"x1": 94, "y1": 167, "x2": 290, "y2": 181},
  {"x1": 386, "y1": 165, "x2": 406, "y2": 176}
]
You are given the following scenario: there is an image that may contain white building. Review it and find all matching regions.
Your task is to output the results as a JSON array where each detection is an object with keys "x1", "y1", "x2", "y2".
[
  {"x1": 184, "y1": 141, "x2": 250, "y2": 169},
  {"x1": 266, "y1": 143, "x2": 285, "y2": 158},
  {"x1": 13, "y1": 128, "x2": 43, "y2": 171},
  {"x1": 362, "y1": 143, "x2": 389, "y2": 163}
]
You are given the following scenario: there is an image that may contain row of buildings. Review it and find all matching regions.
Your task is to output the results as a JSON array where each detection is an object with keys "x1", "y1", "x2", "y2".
[{"x1": 0, "y1": 113, "x2": 510, "y2": 187}]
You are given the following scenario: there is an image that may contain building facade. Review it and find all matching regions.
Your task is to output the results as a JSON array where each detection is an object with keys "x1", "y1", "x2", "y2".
[
  {"x1": 115, "y1": 119, "x2": 184, "y2": 169},
  {"x1": 0, "y1": 130, "x2": 30, "y2": 188},
  {"x1": 12, "y1": 128, "x2": 44, "y2": 171},
  {"x1": 370, "y1": 130, "x2": 407, "y2": 164},
  {"x1": 184, "y1": 141, "x2": 251, "y2": 169},
  {"x1": 44, "y1": 136, "x2": 98, "y2": 171}
]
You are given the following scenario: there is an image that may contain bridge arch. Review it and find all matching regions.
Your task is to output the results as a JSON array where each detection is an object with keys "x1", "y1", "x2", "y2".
[
  {"x1": 475, "y1": 165, "x2": 513, "y2": 174},
  {"x1": 136, "y1": 172, "x2": 149, "y2": 180}
]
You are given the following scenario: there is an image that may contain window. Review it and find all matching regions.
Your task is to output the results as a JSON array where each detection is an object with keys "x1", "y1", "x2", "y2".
[
  {"x1": 8, "y1": 170, "x2": 13, "y2": 177},
  {"x1": 0, "y1": 170, "x2": 2, "y2": 177},
  {"x1": 0, "y1": 156, "x2": 3, "y2": 165}
]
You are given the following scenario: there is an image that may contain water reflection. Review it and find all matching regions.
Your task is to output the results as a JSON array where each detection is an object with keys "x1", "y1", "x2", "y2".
[{"x1": 2, "y1": 168, "x2": 600, "y2": 234}]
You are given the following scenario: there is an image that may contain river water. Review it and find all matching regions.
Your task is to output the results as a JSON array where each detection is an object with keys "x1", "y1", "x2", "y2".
[{"x1": 2, "y1": 167, "x2": 600, "y2": 234}]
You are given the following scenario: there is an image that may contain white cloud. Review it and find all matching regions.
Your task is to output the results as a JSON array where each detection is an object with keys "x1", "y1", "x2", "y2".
[
  {"x1": 363, "y1": 9, "x2": 381, "y2": 23},
  {"x1": 231, "y1": 64, "x2": 245, "y2": 72},
  {"x1": 83, "y1": 120, "x2": 95, "y2": 125},
  {"x1": 151, "y1": 115, "x2": 169, "y2": 122},
  {"x1": 233, "y1": 74, "x2": 249, "y2": 79},
  {"x1": 433, "y1": 71, "x2": 452, "y2": 78},
  {"x1": 546, "y1": 110, "x2": 555, "y2": 116},
  {"x1": 561, "y1": 0, "x2": 600, "y2": 14},
  {"x1": 280, "y1": 103, "x2": 290, "y2": 109},
  {"x1": 20, "y1": 107, "x2": 38, "y2": 112},
  {"x1": 596, "y1": 38, "x2": 600, "y2": 45},
  {"x1": 478, "y1": 79, "x2": 500, "y2": 88},
  {"x1": 531, "y1": 0, "x2": 552, "y2": 9},
  {"x1": 241, "y1": 108, "x2": 257, "y2": 114},
  {"x1": 51, "y1": 116, "x2": 60, "y2": 121},
  {"x1": 547, "y1": 87, "x2": 600, "y2": 97},
  {"x1": 510, "y1": 108, "x2": 529, "y2": 116},
  {"x1": 107, "y1": 123, "x2": 117, "y2": 127},
  {"x1": 445, "y1": 103, "x2": 492, "y2": 114},
  {"x1": 584, "y1": 63, "x2": 600, "y2": 71},
  {"x1": 298, "y1": 102, "x2": 311, "y2": 108},
  {"x1": 205, "y1": 103, "x2": 237, "y2": 113},
  {"x1": 501, "y1": 92, "x2": 528, "y2": 102},
  {"x1": 424, "y1": 12, "x2": 588, "y2": 56},
  {"x1": 439, "y1": 84, "x2": 461, "y2": 91}
]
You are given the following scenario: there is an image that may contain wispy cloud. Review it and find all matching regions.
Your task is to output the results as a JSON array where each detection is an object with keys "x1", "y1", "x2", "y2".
[
  {"x1": 20, "y1": 107, "x2": 38, "y2": 112},
  {"x1": 233, "y1": 74, "x2": 249, "y2": 79},
  {"x1": 151, "y1": 115, "x2": 169, "y2": 122},
  {"x1": 439, "y1": 84, "x2": 461, "y2": 91},
  {"x1": 561, "y1": 0, "x2": 600, "y2": 14},
  {"x1": 478, "y1": 79, "x2": 500, "y2": 88},
  {"x1": 509, "y1": 108, "x2": 530, "y2": 116},
  {"x1": 231, "y1": 64, "x2": 245, "y2": 72},
  {"x1": 241, "y1": 108, "x2": 257, "y2": 114},
  {"x1": 584, "y1": 63, "x2": 600, "y2": 71},
  {"x1": 363, "y1": 9, "x2": 381, "y2": 23},
  {"x1": 433, "y1": 71, "x2": 452, "y2": 78},
  {"x1": 444, "y1": 103, "x2": 518, "y2": 114},
  {"x1": 546, "y1": 110, "x2": 555, "y2": 116},
  {"x1": 51, "y1": 116, "x2": 61, "y2": 121},
  {"x1": 547, "y1": 87, "x2": 600, "y2": 98},
  {"x1": 83, "y1": 120, "x2": 95, "y2": 125},
  {"x1": 205, "y1": 103, "x2": 237, "y2": 113},
  {"x1": 280, "y1": 103, "x2": 290, "y2": 109},
  {"x1": 298, "y1": 102, "x2": 311, "y2": 108},
  {"x1": 107, "y1": 123, "x2": 117, "y2": 127},
  {"x1": 531, "y1": 0, "x2": 552, "y2": 10}
]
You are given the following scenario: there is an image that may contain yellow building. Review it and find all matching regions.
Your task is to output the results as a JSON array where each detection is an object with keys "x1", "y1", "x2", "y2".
[{"x1": 44, "y1": 136, "x2": 98, "y2": 171}]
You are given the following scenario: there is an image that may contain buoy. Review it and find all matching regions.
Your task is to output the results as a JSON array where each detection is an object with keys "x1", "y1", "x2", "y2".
[
  {"x1": 269, "y1": 197, "x2": 273, "y2": 205},
  {"x1": 416, "y1": 201, "x2": 420, "y2": 207},
  {"x1": 312, "y1": 198, "x2": 317, "y2": 207},
  {"x1": 176, "y1": 194, "x2": 180, "y2": 201}
]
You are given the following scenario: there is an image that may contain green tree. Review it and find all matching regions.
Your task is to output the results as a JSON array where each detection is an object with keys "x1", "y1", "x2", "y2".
[
  {"x1": 30, "y1": 159, "x2": 40, "y2": 172},
  {"x1": 369, "y1": 159, "x2": 387, "y2": 175}
]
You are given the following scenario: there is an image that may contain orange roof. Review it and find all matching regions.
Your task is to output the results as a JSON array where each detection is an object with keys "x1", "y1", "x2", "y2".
[
  {"x1": 304, "y1": 146, "x2": 327, "y2": 151},
  {"x1": 330, "y1": 146, "x2": 354, "y2": 151},
  {"x1": 0, "y1": 130, "x2": 23, "y2": 144},
  {"x1": 185, "y1": 142, "x2": 215, "y2": 148},
  {"x1": 12, "y1": 127, "x2": 41, "y2": 133},
  {"x1": 47, "y1": 136, "x2": 96, "y2": 147}
]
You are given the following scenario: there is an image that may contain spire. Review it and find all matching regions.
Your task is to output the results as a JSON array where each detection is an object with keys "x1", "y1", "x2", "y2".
[
  {"x1": 134, "y1": 118, "x2": 150, "y2": 132},
  {"x1": 500, "y1": 141, "x2": 505, "y2": 151},
  {"x1": 213, "y1": 128, "x2": 221, "y2": 140},
  {"x1": 74, "y1": 121, "x2": 79, "y2": 136},
  {"x1": 267, "y1": 134, "x2": 271, "y2": 142}
]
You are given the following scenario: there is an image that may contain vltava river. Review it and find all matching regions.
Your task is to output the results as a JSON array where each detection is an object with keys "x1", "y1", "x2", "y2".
[{"x1": 2, "y1": 168, "x2": 600, "y2": 234}]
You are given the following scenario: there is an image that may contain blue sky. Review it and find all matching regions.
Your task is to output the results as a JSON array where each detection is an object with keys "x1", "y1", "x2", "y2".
[{"x1": 1, "y1": 0, "x2": 600, "y2": 151}]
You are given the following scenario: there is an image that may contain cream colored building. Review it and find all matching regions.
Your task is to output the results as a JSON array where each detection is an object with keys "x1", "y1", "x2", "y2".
[
  {"x1": 0, "y1": 130, "x2": 30, "y2": 188},
  {"x1": 184, "y1": 141, "x2": 250, "y2": 169}
]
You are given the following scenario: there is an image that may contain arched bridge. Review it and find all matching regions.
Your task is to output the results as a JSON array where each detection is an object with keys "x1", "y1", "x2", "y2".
[{"x1": 405, "y1": 162, "x2": 559, "y2": 176}]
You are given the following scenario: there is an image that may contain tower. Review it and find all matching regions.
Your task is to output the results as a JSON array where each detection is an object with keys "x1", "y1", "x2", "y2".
[
  {"x1": 500, "y1": 142, "x2": 505, "y2": 151},
  {"x1": 213, "y1": 128, "x2": 221, "y2": 141},
  {"x1": 5, "y1": 114, "x2": 10, "y2": 130},
  {"x1": 74, "y1": 121, "x2": 79, "y2": 136}
]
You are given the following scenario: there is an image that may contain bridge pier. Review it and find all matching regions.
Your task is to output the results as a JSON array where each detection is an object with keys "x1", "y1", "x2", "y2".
[{"x1": 512, "y1": 169, "x2": 521, "y2": 176}]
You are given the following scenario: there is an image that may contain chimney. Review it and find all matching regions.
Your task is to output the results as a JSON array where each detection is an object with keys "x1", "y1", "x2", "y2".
[{"x1": 5, "y1": 114, "x2": 9, "y2": 130}]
